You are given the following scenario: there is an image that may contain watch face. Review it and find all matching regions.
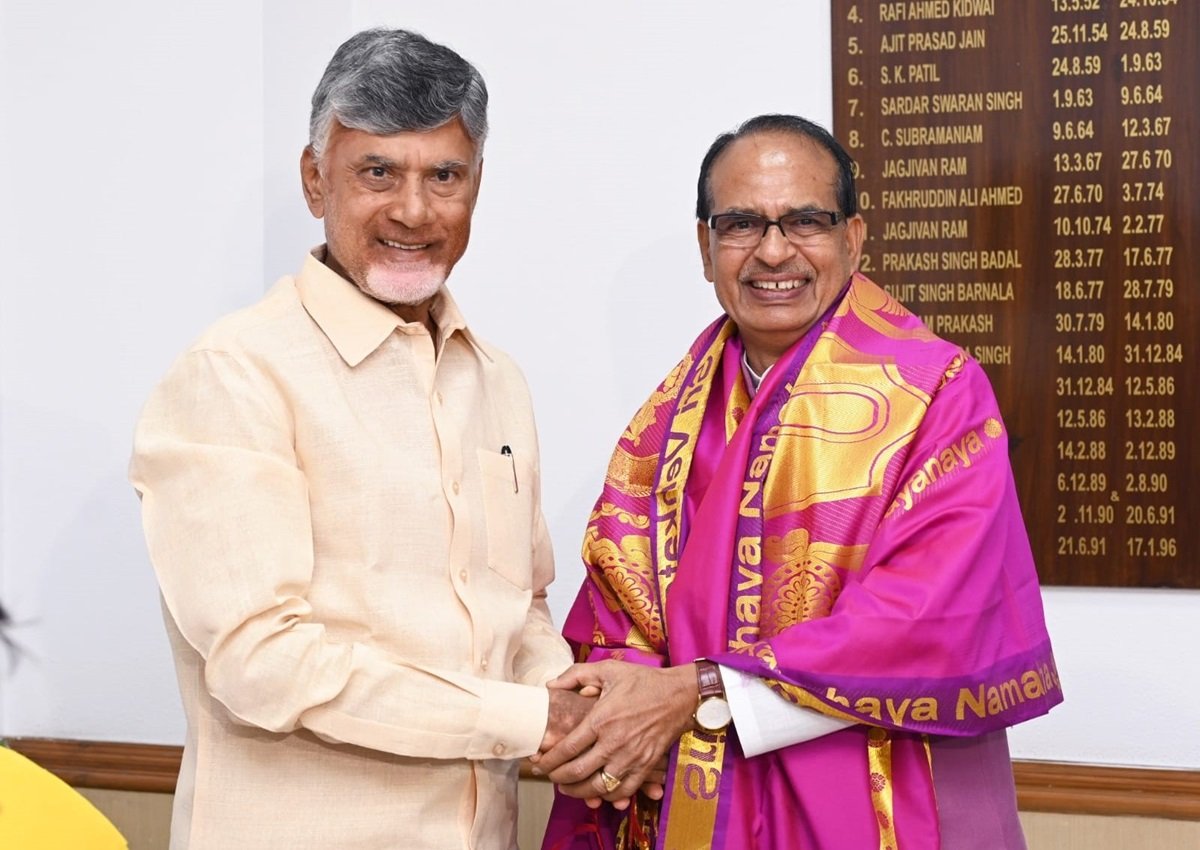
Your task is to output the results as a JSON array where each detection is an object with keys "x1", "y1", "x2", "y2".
[{"x1": 696, "y1": 696, "x2": 732, "y2": 731}]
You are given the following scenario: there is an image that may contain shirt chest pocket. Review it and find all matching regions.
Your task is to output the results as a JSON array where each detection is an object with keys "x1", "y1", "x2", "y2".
[{"x1": 477, "y1": 448, "x2": 535, "y2": 590}]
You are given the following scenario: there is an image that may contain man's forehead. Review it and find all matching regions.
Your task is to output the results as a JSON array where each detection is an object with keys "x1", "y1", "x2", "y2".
[
  {"x1": 710, "y1": 133, "x2": 838, "y2": 207},
  {"x1": 328, "y1": 119, "x2": 479, "y2": 162},
  {"x1": 356, "y1": 151, "x2": 471, "y2": 169},
  {"x1": 754, "y1": 144, "x2": 797, "y2": 169},
  {"x1": 716, "y1": 132, "x2": 836, "y2": 176}
]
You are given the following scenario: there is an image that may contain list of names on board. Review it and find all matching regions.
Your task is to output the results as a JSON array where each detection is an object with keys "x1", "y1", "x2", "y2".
[{"x1": 832, "y1": 0, "x2": 1196, "y2": 587}]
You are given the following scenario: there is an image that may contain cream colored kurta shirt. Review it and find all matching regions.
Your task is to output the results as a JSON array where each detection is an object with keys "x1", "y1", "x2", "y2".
[{"x1": 130, "y1": 251, "x2": 572, "y2": 850}]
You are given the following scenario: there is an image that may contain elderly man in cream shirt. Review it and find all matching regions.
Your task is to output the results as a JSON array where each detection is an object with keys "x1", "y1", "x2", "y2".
[{"x1": 131, "y1": 28, "x2": 590, "y2": 850}]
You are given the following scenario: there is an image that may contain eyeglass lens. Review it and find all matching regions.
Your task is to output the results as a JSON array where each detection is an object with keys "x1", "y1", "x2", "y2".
[{"x1": 712, "y1": 212, "x2": 840, "y2": 244}]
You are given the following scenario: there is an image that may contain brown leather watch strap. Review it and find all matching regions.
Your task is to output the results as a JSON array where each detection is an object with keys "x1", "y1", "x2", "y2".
[{"x1": 696, "y1": 659, "x2": 725, "y2": 699}]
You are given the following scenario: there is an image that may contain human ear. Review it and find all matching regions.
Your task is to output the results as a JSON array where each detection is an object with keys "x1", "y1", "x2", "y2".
[
  {"x1": 300, "y1": 146, "x2": 325, "y2": 218},
  {"x1": 697, "y1": 219, "x2": 716, "y2": 283}
]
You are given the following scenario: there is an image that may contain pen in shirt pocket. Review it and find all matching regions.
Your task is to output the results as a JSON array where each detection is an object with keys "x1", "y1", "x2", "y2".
[{"x1": 500, "y1": 445, "x2": 519, "y2": 493}]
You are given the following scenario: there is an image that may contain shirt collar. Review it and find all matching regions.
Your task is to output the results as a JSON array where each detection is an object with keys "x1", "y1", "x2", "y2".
[
  {"x1": 295, "y1": 247, "x2": 490, "y2": 367},
  {"x1": 735, "y1": 277, "x2": 853, "y2": 397}
]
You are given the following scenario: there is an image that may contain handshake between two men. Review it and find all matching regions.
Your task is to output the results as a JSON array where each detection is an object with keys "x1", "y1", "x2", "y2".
[{"x1": 536, "y1": 660, "x2": 703, "y2": 810}]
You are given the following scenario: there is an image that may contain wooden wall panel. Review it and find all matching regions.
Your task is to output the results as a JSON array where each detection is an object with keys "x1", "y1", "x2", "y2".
[
  {"x1": 10, "y1": 738, "x2": 1199, "y2": 821},
  {"x1": 831, "y1": 0, "x2": 1198, "y2": 587}
]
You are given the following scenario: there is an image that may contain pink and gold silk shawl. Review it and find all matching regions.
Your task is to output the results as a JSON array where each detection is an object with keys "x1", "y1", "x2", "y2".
[{"x1": 543, "y1": 274, "x2": 1061, "y2": 850}]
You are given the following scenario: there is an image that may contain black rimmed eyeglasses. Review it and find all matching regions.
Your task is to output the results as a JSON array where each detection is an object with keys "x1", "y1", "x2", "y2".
[{"x1": 708, "y1": 210, "x2": 845, "y2": 247}]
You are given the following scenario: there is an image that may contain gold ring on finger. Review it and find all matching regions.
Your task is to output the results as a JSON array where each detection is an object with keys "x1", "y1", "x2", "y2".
[{"x1": 598, "y1": 769, "x2": 621, "y2": 793}]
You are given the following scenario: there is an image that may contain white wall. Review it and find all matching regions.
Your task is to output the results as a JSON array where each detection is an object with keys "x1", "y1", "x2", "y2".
[
  {"x1": 1, "y1": 0, "x2": 1197, "y2": 770},
  {"x1": 0, "y1": 0, "x2": 268, "y2": 739}
]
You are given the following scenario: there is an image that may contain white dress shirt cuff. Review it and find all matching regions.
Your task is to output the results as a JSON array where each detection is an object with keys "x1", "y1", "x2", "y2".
[
  {"x1": 474, "y1": 679, "x2": 549, "y2": 761},
  {"x1": 720, "y1": 665, "x2": 855, "y2": 757}
]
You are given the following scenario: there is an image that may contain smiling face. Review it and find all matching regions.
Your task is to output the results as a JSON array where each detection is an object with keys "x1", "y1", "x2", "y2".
[
  {"x1": 301, "y1": 118, "x2": 482, "y2": 314},
  {"x1": 697, "y1": 130, "x2": 864, "y2": 372}
]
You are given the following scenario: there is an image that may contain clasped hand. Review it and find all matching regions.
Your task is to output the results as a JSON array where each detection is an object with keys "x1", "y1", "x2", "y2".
[{"x1": 535, "y1": 660, "x2": 698, "y2": 810}]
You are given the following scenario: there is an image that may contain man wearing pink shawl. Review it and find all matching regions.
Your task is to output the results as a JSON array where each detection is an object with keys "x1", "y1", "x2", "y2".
[{"x1": 535, "y1": 115, "x2": 1061, "y2": 849}]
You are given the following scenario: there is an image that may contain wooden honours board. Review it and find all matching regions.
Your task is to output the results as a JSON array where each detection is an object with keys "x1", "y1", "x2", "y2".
[{"x1": 832, "y1": 0, "x2": 1196, "y2": 587}]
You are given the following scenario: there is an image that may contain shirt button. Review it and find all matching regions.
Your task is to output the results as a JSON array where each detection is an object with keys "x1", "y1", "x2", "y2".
[
  {"x1": 459, "y1": 569, "x2": 469, "y2": 583},
  {"x1": 480, "y1": 657, "x2": 489, "y2": 670},
  {"x1": 452, "y1": 481, "x2": 461, "y2": 495},
  {"x1": 492, "y1": 743, "x2": 505, "y2": 757},
  {"x1": 435, "y1": 391, "x2": 444, "y2": 406}
]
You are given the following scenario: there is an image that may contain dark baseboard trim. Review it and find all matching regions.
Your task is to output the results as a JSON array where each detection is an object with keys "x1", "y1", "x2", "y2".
[
  {"x1": 9, "y1": 738, "x2": 1199, "y2": 820},
  {"x1": 1013, "y1": 760, "x2": 1200, "y2": 820},
  {"x1": 8, "y1": 738, "x2": 181, "y2": 794}
]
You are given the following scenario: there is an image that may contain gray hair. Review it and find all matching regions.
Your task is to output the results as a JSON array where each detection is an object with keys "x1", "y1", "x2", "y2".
[{"x1": 309, "y1": 28, "x2": 488, "y2": 158}]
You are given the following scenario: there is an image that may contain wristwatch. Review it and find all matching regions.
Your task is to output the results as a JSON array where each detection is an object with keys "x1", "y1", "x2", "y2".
[{"x1": 693, "y1": 660, "x2": 732, "y2": 732}]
